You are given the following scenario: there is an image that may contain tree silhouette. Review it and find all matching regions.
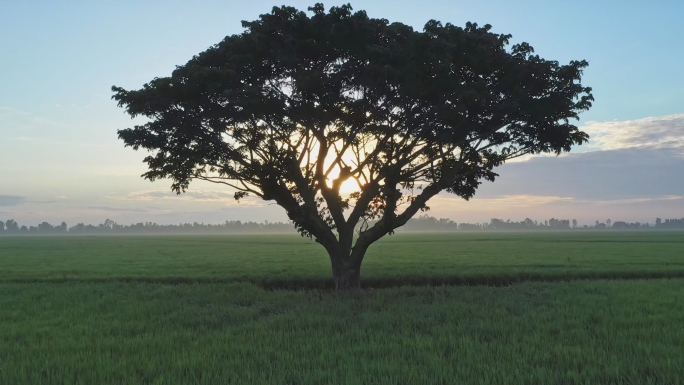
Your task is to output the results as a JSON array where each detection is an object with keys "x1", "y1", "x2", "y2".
[
  {"x1": 112, "y1": 4, "x2": 593, "y2": 289},
  {"x1": 4, "y1": 219, "x2": 18, "y2": 233}
]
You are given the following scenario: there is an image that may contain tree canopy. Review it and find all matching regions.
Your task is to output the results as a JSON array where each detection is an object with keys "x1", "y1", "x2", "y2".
[{"x1": 112, "y1": 3, "x2": 593, "y2": 289}]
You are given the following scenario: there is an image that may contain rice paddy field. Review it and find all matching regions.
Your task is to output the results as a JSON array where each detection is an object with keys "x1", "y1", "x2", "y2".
[{"x1": 1, "y1": 231, "x2": 684, "y2": 384}]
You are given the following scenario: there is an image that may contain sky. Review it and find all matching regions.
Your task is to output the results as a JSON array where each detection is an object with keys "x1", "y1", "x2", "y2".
[{"x1": 1, "y1": 0, "x2": 683, "y2": 227}]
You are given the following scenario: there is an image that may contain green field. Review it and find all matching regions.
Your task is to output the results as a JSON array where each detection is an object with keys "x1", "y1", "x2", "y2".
[
  {"x1": 2, "y1": 231, "x2": 684, "y2": 287},
  {"x1": 1, "y1": 231, "x2": 684, "y2": 384}
]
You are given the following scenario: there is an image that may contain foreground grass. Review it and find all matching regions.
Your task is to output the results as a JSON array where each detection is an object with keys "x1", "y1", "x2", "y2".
[
  {"x1": 1, "y1": 279, "x2": 683, "y2": 384},
  {"x1": 1, "y1": 231, "x2": 683, "y2": 288}
]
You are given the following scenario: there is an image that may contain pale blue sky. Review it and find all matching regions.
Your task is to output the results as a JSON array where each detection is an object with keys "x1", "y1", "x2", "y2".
[{"x1": 1, "y1": 1, "x2": 683, "y2": 226}]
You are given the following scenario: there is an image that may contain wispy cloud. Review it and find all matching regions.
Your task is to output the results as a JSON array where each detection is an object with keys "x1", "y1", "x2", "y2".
[
  {"x1": 87, "y1": 205, "x2": 150, "y2": 212},
  {"x1": 7, "y1": 136, "x2": 115, "y2": 148},
  {"x1": 429, "y1": 194, "x2": 576, "y2": 211},
  {"x1": 472, "y1": 194, "x2": 576, "y2": 207},
  {"x1": 110, "y1": 190, "x2": 233, "y2": 201},
  {"x1": 0, "y1": 106, "x2": 30, "y2": 116},
  {"x1": 105, "y1": 190, "x2": 267, "y2": 206},
  {"x1": 582, "y1": 114, "x2": 684, "y2": 152},
  {"x1": 587, "y1": 195, "x2": 683, "y2": 206},
  {"x1": 462, "y1": 194, "x2": 684, "y2": 208},
  {"x1": 1, "y1": 105, "x2": 72, "y2": 132}
]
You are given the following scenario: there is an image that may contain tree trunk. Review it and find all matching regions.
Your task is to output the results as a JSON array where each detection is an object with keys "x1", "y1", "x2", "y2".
[{"x1": 330, "y1": 257, "x2": 362, "y2": 291}]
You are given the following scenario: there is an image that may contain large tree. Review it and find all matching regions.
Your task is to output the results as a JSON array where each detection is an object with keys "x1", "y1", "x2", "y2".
[{"x1": 112, "y1": 4, "x2": 593, "y2": 290}]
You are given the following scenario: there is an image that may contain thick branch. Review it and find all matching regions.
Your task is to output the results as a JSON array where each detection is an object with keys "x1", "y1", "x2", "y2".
[
  {"x1": 267, "y1": 179, "x2": 338, "y2": 247},
  {"x1": 352, "y1": 167, "x2": 478, "y2": 259},
  {"x1": 346, "y1": 180, "x2": 381, "y2": 229}
]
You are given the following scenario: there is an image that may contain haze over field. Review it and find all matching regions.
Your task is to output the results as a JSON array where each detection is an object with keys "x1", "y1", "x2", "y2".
[{"x1": 1, "y1": 1, "x2": 683, "y2": 227}]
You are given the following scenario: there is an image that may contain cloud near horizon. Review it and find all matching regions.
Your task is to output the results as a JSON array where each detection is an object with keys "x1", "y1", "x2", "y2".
[
  {"x1": 474, "y1": 146, "x2": 684, "y2": 201},
  {"x1": 0, "y1": 195, "x2": 25, "y2": 206}
]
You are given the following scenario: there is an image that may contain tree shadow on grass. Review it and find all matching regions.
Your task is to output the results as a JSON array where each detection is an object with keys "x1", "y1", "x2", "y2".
[{"x1": 3, "y1": 270, "x2": 684, "y2": 290}]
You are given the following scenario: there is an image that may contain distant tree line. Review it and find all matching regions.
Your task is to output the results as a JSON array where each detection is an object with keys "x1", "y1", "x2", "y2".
[
  {"x1": 400, "y1": 216, "x2": 663, "y2": 231},
  {"x1": 0, "y1": 219, "x2": 293, "y2": 235},
  {"x1": 654, "y1": 218, "x2": 684, "y2": 229},
  {"x1": 1, "y1": 216, "x2": 683, "y2": 235}
]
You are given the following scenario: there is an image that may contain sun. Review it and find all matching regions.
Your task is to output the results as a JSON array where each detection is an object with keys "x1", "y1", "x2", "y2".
[
  {"x1": 325, "y1": 166, "x2": 361, "y2": 195},
  {"x1": 339, "y1": 177, "x2": 360, "y2": 194}
]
